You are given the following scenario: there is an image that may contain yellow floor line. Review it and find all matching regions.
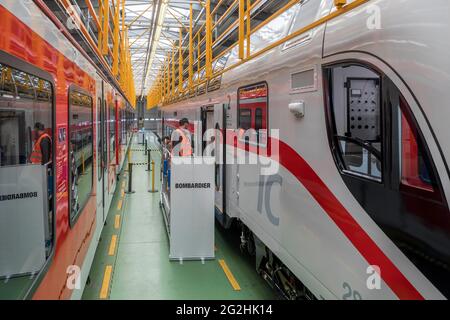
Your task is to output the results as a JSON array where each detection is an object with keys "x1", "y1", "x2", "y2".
[
  {"x1": 117, "y1": 199, "x2": 123, "y2": 210},
  {"x1": 99, "y1": 265, "x2": 113, "y2": 299},
  {"x1": 114, "y1": 214, "x2": 121, "y2": 229},
  {"x1": 219, "y1": 259, "x2": 241, "y2": 291},
  {"x1": 108, "y1": 235, "x2": 118, "y2": 256}
]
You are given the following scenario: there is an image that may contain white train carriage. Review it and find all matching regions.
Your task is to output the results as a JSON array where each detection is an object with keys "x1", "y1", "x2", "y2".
[{"x1": 158, "y1": 0, "x2": 450, "y2": 300}]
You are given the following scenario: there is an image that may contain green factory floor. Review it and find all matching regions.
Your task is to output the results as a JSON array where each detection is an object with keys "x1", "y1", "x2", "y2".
[{"x1": 82, "y1": 132, "x2": 277, "y2": 300}]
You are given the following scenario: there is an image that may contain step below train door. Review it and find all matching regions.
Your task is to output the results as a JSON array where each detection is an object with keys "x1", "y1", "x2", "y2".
[{"x1": 213, "y1": 103, "x2": 228, "y2": 226}]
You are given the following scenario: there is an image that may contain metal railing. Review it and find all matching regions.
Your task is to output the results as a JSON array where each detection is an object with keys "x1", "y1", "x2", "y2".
[
  {"x1": 53, "y1": 0, "x2": 136, "y2": 107},
  {"x1": 147, "y1": 0, "x2": 369, "y2": 109}
]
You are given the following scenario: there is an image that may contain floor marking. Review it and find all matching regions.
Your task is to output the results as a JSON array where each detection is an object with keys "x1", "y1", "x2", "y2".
[
  {"x1": 99, "y1": 265, "x2": 113, "y2": 299},
  {"x1": 219, "y1": 259, "x2": 241, "y2": 291},
  {"x1": 117, "y1": 199, "x2": 123, "y2": 210},
  {"x1": 108, "y1": 235, "x2": 118, "y2": 256},
  {"x1": 114, "y1": 215, "x2": 120, "y2": 229}
]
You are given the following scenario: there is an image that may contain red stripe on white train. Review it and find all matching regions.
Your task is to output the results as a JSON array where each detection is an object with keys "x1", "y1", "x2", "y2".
[
  {"x1": 163, "y1": 120, "x2": 424, "y2": 299},
  {"x1": 228, "y1": 135, "x2": 424, "y2": 300}
]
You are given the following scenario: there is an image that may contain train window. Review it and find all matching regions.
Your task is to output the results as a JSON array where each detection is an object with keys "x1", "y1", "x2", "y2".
[
  {"x1": 255, "y1": 108, "x2": 263, "y2": 131},
  {"x1": 0, "y1": 61, "x2": 54, "y2": 293},
  {"x1": 399, "y1": 96, "x2": 439, "y2": 194},
  {"x1": 69, "y1": 89, "x2": 93, "y2": 226},
  {"x1": 326, "y1": 65, "x2": 383, "y2": 182},
  {"x1": 102, "y1": 100, "x2": 107, "y2": 169},
  {"x1": 97, "y1": 98, "x2": 103, "y2": 182},
  {"x1": 239, "y1": 109, "x2": 252, "y2": 130},
  {"x1": 238, "y1": 82, "x2": 268, "y2": 145},
  {"x1": 109, "y1": 102, "x2": 115, "y2": 163}
]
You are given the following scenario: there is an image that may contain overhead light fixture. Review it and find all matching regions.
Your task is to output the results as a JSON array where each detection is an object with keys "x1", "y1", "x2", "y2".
[{"x1": 142, "y1": 0, "x2": 169, "y2": 96}]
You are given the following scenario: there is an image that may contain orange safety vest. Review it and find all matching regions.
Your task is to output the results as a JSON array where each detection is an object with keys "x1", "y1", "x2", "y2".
[
  {"x1": 176, "y1": 128, "x2": 192, "y2": 157},
  {"x1": 30, "y1": 133, "x2": 51, "y2": 164}
]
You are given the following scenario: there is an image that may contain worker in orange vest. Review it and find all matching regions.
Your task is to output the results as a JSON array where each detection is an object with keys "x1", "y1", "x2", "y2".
[
  {"x1": 30, "y1": 122, "x2": 52, "y2": 165},
  {"x1": 171, "y1": 118, "x2": 193, "y2": 157}
]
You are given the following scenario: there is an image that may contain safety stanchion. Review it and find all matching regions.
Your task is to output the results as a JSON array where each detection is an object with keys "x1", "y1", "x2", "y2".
[
  {"x1": 126, "y1": 162, "x2": 135, "y2": 194},
  {"x1": 148, "y1": 160, "x2": 158, "y2": 193},
  {"x1": 146, "y1": 149, "x2": 152, "y2": 172},
  {"x1": 145, "y1": 139, "x2": 148, "y2": 155},
  {"x1": 81, "y1": 151, "x2": 85, "y2": 175}
]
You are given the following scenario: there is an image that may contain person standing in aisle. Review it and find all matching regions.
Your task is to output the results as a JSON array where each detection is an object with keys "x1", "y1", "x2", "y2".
[{"x1": 171, "y1": 118, "x2": 193, "y2": 157}]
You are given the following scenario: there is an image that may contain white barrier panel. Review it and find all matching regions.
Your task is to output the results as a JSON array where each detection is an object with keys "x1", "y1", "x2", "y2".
[
  {"x1": 0, "y1": 165, "x2": 47, "y2": 278},
  {"x1": 169, "y1": 157, "x2": 215, "y2": 261},
  {"x1": 138, "y1": 130, "x2": 146, "y2": 145}
]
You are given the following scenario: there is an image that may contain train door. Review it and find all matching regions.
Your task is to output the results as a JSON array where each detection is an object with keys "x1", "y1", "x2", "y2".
[
  {"x1": 324, "y1": 62, "x2": 450, "y2": 298},
  {"x1": 0, "y1": 61, "x2": 55, "y2": 286},
  {"x1": 236, "y1": 83, "x2": 269, "y2": 223},
  {"x1": 96, "y1": 81, "x2": 105, "y2": 222},
  {"x1": 201, "y1": 106, "x2": 214, "y2": 152},
  {"x1": 108, "y1": 96, "x2": 117, "y2": 200},
  {"x1": 102, "y1": 86, "x2": 114, "y2": 214},
  {"x1": 213, "y1": 104, "x2": 227, "y2": 220}
]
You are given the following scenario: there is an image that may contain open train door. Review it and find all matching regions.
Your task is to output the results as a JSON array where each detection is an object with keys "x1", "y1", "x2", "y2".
[{"x1": 214, "y1": 103, "x2": 228, "y2": 225}]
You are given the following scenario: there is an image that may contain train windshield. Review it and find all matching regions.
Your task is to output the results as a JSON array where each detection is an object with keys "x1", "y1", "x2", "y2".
[
  {"x1": 328, "y1": 65, "x2": 383, "y2": 182},
  {"x1": 325, "y1": 62, "x2": 450, "y2": 298}
]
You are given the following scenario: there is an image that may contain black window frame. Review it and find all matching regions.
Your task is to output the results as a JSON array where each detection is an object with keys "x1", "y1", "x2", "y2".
[
  {"x1": 0, "y1": 50, "x2": 56, "y2": 299},
  {"x1": 237, "y1": 81, "x2": 269, "y2": 146},
  {"x1": 255, "y1": 107, "x2": 263, "y2": 131},
  {"x1": 97, "y1": 97, "x2": 103, "y2": 182},
  {"x1": 324, "y1": 60, "x2": 448, "y2": 202},
  {"x1": 68, "y1": 85, "x2": 94, "y2": 228},
  {"x1": 323, "y1": 62, "x2": 385, "y2": 184}
]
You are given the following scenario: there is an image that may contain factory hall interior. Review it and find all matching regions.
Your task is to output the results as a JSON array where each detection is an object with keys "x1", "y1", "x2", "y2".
[{"x1": 1, "y1": 0, "x2": 450, "y2": 305}]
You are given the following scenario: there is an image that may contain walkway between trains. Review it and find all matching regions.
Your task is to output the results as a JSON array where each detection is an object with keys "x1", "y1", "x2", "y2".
[{"x1": 82, "y1": 131, "x2": 275, "y2": 300}]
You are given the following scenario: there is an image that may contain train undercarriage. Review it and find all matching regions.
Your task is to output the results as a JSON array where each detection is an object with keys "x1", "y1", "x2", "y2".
[{"x1": 237, "y1": 222, "x2": 316, "y2": 300}]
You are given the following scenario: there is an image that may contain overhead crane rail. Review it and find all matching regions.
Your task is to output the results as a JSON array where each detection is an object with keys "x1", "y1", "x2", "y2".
[{"x1": 147, "y1": 0, "x2": 369, "y2": 109}]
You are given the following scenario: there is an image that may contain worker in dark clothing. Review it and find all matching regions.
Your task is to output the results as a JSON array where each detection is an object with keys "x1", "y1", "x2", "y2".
[{"x1": 30, "y1": 122, "x2": 52, "y2": 165}]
